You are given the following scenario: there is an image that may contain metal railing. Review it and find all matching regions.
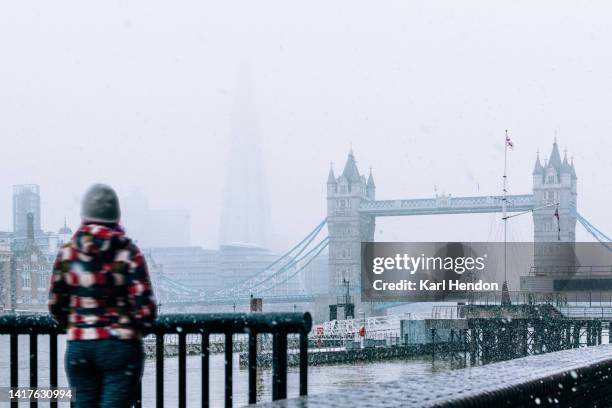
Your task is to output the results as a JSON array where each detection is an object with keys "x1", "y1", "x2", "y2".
[
  {"x1": 557, "y1": 306, "x2": 612, "y2": 319},
  {"x1": 529, "y1": 265, "x2": 612, "y2": 276},
  {"x1": 0, "y1": 312, "x2": 312, "y2": 408},
  {"x1": 431, "y1": 305, "x2": 461, "y2": 320},
  {"x1": 433, "y1": 302, "x2": 612, "y2": 322},
  {"x1": 464, "y1": 290, "x2": 612, "y2": 306},
  {"x1": 312, "y1": 312, "x2": 411, "y2": 341}
]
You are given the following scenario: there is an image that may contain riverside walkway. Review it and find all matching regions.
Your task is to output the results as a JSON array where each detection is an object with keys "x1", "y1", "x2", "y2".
[{"x1": 264, "y1": 344, "x2": 612, "y2": 407}]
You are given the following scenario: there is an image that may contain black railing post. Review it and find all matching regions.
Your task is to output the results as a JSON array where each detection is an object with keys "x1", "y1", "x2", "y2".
[
  {"x1": 135, "y1": 380, "x2": 142, "y2": 408},
  {"x1": 50, "y1": 334, "x2": 58, "y2": 408},
  {"x1": 156, "y1": 334, "x2": 164, "y2": 408},
  {"x1": 201, "y1": 333, "x2": 209, "y2": 408},
  {"x1": 10, "y1": 333, "x2": 18, "y2": 408},
  {"x1": 30, "y1": 334, "x2": 38, "y2": 408},
  {"x1": 248, "y1": 333, "x2": 257, "y2": 404},
  {"x1": 299, "y1": 331, "x2": 308, "y2": 396},
  {"x1": 225, "y1": 333, "x2": 233, "y2": 407},
  {"x1": 178, "y1": 332, "x2": 186, "y2": 408},
  {"x1": 272, "y1": 332, "x2": 288, "y2": 401}
]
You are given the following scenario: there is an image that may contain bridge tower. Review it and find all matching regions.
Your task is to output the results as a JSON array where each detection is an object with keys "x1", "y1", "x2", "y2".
[
  {"x1": 531, "y1": 139, "x2": 577, "y2": 273},
  {"x1": 326, "y1": 151, "x2": 375, "y2": 318}
]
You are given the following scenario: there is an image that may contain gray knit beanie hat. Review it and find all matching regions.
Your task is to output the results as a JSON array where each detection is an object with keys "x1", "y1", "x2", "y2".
[{"x1": 81, "y1": 183, "x2": 121, "y2": 224}]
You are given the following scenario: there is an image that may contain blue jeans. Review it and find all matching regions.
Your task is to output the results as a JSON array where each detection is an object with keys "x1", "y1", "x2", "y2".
[{"x1": 65, "y1": 339, "x2": 144, "y2": 408}]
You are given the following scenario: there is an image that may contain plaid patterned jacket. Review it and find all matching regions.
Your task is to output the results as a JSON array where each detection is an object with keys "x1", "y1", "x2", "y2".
[{"x1": 48, "y1": 224, "x2": 157, "y2": 340}]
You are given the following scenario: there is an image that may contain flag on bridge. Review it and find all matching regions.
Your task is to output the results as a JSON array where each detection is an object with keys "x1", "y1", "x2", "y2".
[
  {"x1": 554, "y1": 206, "x2": 561, "y2": 240},
  {"x1": 505, "y1": 130, "x2": 514, "y2": 149}
]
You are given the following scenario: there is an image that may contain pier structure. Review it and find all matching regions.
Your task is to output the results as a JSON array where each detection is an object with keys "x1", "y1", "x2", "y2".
[{"x1": 417, "y1": 302, "x2": 609, "y2": 365}]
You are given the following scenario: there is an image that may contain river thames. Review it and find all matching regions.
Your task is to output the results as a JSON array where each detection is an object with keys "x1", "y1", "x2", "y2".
[{"x1": 0, "y1": 335, "x2": 464, "y2": 407}]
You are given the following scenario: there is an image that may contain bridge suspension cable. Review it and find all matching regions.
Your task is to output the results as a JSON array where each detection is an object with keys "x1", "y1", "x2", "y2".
[
  {"x1": 572, "y1": 209, "x2": 612, "y2": 252},
  {"x1": 250, "y1": 236, "x2": 329, "y2": 296},
  {"x1": 208, "y1": 218, "x2": 328, "y2": 299},
  {"x1": 228, "y1": 235, "x2": 329, "y2": 295},
  {"x1": 156, "y1": 274, "x2": 202, "y2": 297}
]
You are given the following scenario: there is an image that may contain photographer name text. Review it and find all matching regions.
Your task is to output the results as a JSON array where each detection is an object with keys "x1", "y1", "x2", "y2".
[{"x1": 372, "y1": 279, "x2": 499, "y2": 291}]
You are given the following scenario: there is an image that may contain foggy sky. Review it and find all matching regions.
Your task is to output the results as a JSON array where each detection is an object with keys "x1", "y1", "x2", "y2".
[{"x1": 1, "y1": 1, "x2": 611, "y2": 248}]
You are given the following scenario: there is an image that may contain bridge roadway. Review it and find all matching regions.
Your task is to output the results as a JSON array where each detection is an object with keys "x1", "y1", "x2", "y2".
[
  {"x1": 263, "y1": 344, "x2": 612, "y2": 407},
  {"x1": 359, "y1": 194, "x2": 534, "y2": 217}
]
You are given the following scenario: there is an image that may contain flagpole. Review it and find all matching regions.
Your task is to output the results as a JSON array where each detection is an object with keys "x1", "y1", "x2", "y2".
[
  {"x1": 503, "y1": 130, "x2": 508, "y2": 284},
  {"x1": 556, "y1": 203, "x2": 561, "y2": 241}
]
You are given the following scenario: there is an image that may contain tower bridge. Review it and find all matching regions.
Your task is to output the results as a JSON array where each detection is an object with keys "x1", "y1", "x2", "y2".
[{"x1": 325, "y1": 140, "x2": 578, "y2": 317}]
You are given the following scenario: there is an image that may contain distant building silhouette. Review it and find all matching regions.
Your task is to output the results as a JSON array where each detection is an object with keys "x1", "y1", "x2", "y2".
[
  {"x1": 11, "y1": 184, "x2": 62, "y2": 255},
  {"x1": 13, "y1": 185, "x2": 42, "y2": 237},
  {"x1": 3, "y1": 213, "x2": 53, "y2": 310},
  {"x1": 121, "y1": 191, "x2": 191, "y2": 248},
  {"x1": 0, "y1": 239, "x2": 11, "y2": 310},
  {"x1": 148, "y1": 246, "x2": 220, "y2": 292},
  {"x1": 219, "y1": 64, "x2": 271, "y2": 249}
]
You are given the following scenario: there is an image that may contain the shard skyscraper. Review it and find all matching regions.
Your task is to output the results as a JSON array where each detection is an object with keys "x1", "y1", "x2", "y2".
[{"x1": 219, "y1": 65, "x2": 271, "y2": 249}]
